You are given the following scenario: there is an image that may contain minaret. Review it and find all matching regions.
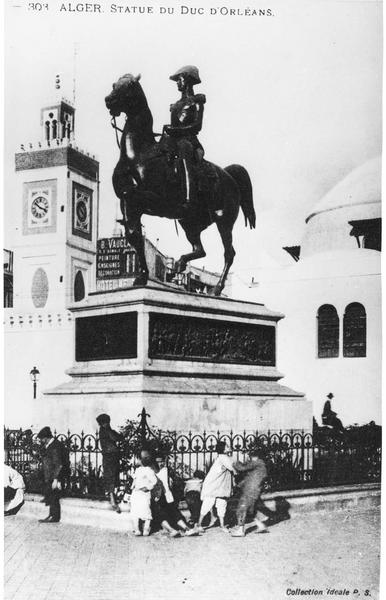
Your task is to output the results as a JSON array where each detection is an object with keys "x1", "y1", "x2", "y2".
[
  {"x1": 41, "y1": 75, "x2": 75, "y2": 144},
  {"x1": 12, "y1": 75, "x2": 99, "y2": 310}
]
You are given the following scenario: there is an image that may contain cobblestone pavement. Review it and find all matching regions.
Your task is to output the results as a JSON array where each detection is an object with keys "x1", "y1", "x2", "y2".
[{"x1": 4, "y1": 507, "x2": 380, "y2": 600}]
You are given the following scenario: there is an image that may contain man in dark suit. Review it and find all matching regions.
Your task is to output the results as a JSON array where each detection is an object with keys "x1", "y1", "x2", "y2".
[
  {"x1": 37, "y1": 426, "x2": 67, "y2": 523},
  {"x1": 96, "y1": 413, "x2": 122, "y2": 512}
]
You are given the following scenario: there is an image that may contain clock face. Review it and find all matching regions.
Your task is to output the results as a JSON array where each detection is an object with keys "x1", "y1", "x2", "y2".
[
  {"x1": 31, "y1": 196, "x2": 49, "y2": 219},
  {"x1": 23, "y1": 180, "x2": 56, "y2": 235},
  {"x1": 76, "y1": 199, "x2": 88, "y2": 224},
  {"x1": 73, "y1": 183, "x2": 92, "y2": 240}
]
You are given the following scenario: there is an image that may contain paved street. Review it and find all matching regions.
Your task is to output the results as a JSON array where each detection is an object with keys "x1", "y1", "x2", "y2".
[{"x1": 4, "y1": 507, "x2": 380, "y2": 600}]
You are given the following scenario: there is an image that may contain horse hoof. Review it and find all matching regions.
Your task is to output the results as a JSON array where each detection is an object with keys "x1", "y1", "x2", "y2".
[
  {"x1": 213, "y1": 286, "x2": 223, "y2": 296},
  {"x1": 133, "y1": 275, "x2": 148, "y2": 287}
]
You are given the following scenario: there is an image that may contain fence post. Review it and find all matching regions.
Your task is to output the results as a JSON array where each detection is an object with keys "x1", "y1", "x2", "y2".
[{"x1": 139, "y1": 407, "x2": 149, "y2": 445}]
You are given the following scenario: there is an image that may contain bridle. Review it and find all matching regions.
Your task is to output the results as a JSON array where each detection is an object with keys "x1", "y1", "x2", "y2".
[{"x1": 110, "y1": 115, "x2": 162, "y2": 149}]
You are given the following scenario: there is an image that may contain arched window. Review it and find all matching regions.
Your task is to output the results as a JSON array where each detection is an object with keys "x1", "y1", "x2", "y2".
[
  {"x1": 343, "y1": 303, "x2": 366, "y2": 357},
  {"x1": 74, "y1": 270, "x2": 85, "y2": 302},
  {"x1": 317, "y1": 304, "x2": 339, "y2": 358},
  {"x1": 61, "y1": 121, "x2": 67, "y2": 139}
]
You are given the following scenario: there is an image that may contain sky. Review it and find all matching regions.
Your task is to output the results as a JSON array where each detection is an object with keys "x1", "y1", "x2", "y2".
[{"x1": 3, "y1": 0, "x2": 382, "y2": 277}]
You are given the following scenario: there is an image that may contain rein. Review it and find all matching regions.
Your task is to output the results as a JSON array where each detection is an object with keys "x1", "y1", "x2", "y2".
[
  {"x1": 111, "y1": 117, "x2": 124, "y2": 149},
  {"x1": 111, "y1": 116, "x2": 163, "y2": 149}
]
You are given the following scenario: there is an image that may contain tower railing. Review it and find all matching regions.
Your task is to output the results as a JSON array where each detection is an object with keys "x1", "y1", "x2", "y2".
[{"x1": 17, "y1": 138, "x2": 98, "y2": 160}]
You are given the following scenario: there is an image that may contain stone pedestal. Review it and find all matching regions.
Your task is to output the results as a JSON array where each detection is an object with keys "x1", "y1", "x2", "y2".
[{"x1": 43, "y1": 284, "x2": 312, "y2": 432}]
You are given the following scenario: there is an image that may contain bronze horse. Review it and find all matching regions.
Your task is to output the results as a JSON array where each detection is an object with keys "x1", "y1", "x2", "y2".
[{"x1": 105, "y1": 73, "x2": 256, "y2": 296}]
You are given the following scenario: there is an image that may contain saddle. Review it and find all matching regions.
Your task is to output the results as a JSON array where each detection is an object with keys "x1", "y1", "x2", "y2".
[{"x1": 147, "y1": 135, "x2": 221, "y2": 211}]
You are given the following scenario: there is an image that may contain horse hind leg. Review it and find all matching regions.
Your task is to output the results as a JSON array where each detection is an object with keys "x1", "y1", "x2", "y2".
[
  {"x1": 175, "y1": 229, "x2": 206, "y2": 274},
  {"x1": 214, "y1": 224, "x2": 236, "y2": 296}
]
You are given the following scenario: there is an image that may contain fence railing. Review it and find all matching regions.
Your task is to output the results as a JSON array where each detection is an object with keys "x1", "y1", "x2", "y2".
[{"x1": 5, "y1": 409, "x2": 381, "y2": 501}]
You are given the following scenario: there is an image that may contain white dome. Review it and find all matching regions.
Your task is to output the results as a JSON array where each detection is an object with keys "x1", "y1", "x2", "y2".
[{"x1": 301, "y1": 157, "x2": 381, "y2": 258}]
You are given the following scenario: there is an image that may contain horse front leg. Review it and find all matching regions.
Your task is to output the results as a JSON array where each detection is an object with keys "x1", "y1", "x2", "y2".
[{"x1": 123, "y1": 217, "x2": 149, "y2": 287}]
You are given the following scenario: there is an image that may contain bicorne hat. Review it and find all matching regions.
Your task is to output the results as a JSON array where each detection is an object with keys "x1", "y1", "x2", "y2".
[{"x1": 170, "y1": 65, "x2": 201, "y2": 85}]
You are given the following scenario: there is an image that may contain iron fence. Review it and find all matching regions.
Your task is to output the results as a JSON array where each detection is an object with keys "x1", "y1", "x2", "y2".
[{"x1": 5, "y1": 409, "x2": 381, "y2": 501}]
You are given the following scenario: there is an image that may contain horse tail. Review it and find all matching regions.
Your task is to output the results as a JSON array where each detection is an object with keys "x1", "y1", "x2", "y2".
[{"x1": 225, "y1": 164, "x2": 256, "y2": 229}]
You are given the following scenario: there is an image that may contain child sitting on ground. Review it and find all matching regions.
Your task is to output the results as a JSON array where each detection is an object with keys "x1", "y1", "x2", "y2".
[
  {"x1": 154, "y1": 455, "x2": 198, "y2": 536},
  {"x1": 130, "y1": 453, "x2": 158, "y2": 536},
  {"x1": 184, "y1": 470, "x2": 205, "y2": 527}
]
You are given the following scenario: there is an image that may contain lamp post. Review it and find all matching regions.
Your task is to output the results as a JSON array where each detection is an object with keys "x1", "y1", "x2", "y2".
[{"x1": 30, "y1": 366, "x2": 40, "y2": 399}]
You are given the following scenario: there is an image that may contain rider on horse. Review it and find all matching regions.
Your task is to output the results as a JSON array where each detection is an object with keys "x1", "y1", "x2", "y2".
[
  {"x1": 105, "y1": 69, "x2": 255, "y2": 295},
  {"x1": 162, "y1": 65, "x2": 206, "y2": 211}
]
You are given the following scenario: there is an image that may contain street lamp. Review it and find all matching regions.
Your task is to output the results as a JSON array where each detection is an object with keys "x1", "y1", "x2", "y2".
[{"x1": 30, "y1": 366, "x2": 40, "y2": 399}]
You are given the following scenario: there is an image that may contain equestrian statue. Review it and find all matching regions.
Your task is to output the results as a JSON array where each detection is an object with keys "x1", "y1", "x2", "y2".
[{"x1": 105, "y1": 66, "x2": 256, "y2": 296}]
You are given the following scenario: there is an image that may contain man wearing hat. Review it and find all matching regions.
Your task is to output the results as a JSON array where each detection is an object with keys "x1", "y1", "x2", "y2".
[
  {"x1": 37, "y1": 426, "x2": 68, "y2": 523},
  {"x1": 162, "y1": 65, "x2": 206, "y2": 211},
  {"x1": 322, "y1": 393, "x2": 344, "y2": 433},
  {"x1": 96, "y1": 414, "x2": 123, "y2": 512}
]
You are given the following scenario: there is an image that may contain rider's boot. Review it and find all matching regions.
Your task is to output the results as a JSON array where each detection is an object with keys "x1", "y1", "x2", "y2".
[{"x1": 180, "y1": 159, "x2": 198, "y2": 211}]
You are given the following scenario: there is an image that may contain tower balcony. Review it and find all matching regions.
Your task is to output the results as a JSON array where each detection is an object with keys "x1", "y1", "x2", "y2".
[{"x1": 17, "y1": 138, "x2": 98, "y2": 161}]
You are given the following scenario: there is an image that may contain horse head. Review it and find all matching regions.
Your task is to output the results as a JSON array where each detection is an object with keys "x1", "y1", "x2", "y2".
[{"x1": 105, "y1": 73, "x2": 144, "y2": 117}]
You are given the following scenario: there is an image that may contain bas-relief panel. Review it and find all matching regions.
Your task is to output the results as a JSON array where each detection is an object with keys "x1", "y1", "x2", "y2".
[{"x1": 149, "y1": 313, "x2": 276, "y2": 366}]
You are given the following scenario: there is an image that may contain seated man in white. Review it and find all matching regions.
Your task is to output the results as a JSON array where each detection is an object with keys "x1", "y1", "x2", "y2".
[{"x1": 4, "y1": 463, "x2": 25, "y2": 516}]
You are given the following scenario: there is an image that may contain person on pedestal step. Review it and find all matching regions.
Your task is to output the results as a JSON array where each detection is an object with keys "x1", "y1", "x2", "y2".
[
  {"x1": 322, "y1": 393, "x2": 344, "y2": 433},
  {"x1": 96, "y1": 413, "x2": 123, "y2": 513},
  {"x1": 37, "y1": 426, "x2": 70, "y2": 523},
  {"x1": 231, "y1": 448, "x2": 278, "y2": 538},
  {"x1": 162, "y1": 65, "x2": 206, "y2": 211},
  {"x1": 197, "y1": 441, "x2": 236, "y2": 533}
]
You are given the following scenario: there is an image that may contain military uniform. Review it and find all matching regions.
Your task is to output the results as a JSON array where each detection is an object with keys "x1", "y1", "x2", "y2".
[{"x1": 162, "y1": 65, "x2": 206, "y2": 208}]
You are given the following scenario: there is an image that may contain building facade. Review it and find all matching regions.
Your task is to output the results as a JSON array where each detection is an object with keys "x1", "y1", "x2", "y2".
[
  {"x1": 4, "y1": 94, "x2": 99, "y2": 428},
  {"x1": 12, "y1": 98, "x2": 99, "y2": 311},
  {"x1": 231, "y1": 157, "x2": 382, "y2": 427}
]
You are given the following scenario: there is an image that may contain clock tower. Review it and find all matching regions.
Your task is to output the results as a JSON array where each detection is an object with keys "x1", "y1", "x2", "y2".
[{"x1": 12, "y1": 95, "x2": 99, "y2": 310}]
